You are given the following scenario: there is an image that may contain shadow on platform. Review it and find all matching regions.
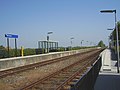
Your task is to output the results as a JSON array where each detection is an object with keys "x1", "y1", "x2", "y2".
[{"x1": 94, "y1": 73, "x2": 120, "y2": 90}]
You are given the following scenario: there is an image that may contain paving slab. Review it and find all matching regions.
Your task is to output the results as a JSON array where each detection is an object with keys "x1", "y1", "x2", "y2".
[
  {"x1": 100, "y1": 49, "x2": 111, "y2": 71},
  {"x1": 94, "y1": 49, "x2": 120, "y2": 90},
  {"x1": 94, "y1": 72, "x2": 120, "y2": 90}
]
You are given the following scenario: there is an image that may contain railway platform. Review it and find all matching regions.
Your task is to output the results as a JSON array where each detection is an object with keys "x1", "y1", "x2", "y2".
[{"x1": 94, "y1": 49, "x2": 120, "y2": 90}]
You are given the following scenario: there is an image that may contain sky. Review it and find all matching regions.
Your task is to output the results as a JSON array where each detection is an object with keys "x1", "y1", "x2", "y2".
[{"x1": 0, "y1": 0, "x2": 120, "y2": 48}]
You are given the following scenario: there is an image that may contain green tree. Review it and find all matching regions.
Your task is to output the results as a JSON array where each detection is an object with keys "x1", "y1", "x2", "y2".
[
  {"x1": 97, "y1": 40, "x2": 105, "y2": 47},
  {"x1": 111, "y1": 21, "x2": 120, "y2": 40}
]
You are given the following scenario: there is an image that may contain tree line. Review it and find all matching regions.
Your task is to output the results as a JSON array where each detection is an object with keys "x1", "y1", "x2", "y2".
[{"x1": 0, "y1": 40, "x2": 106, "y2": 59}]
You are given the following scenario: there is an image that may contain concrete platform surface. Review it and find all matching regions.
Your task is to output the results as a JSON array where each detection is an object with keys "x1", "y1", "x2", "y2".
[
  {"x1": 94, "y1": 72, "x2": 120, "y2": 90},
  {"x1": 94, "y1": 49, "x2": 120, "y2": 90}
]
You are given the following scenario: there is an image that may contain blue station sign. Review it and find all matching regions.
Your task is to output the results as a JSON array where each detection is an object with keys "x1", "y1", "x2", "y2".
[{"x1": 5, "y1": 34, "x2": 18, "y2": 38}]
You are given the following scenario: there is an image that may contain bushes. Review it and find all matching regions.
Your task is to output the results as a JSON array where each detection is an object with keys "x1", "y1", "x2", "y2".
[
  {"x1": 0, "y1": 46, "x2": 7, "y2": 58},
  {"x1": 0, "y1": 46, "x2": 37, "y2": 58},
  {"x1": 23, "y1": 48, "x2": 36, "y2": 56},
  {"x1": 0, "y1": 45, "x2": 98, "y2": 59},
  {"x1": 0, "y1": 49, "x2": 7, "y2": 58}
]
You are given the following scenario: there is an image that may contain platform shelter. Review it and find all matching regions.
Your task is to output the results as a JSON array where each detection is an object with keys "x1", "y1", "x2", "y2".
[{"x1": 38, "y1": 41, "x2": 58, "y2": 53}]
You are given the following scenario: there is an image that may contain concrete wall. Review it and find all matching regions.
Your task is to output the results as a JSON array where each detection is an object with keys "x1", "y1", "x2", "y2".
[
  {"x1": 0, "y1": 48, "x2": 96, "y2": 71},
  {"x1": 70, "y1": 56, "x2": 102, "y2": 90}
]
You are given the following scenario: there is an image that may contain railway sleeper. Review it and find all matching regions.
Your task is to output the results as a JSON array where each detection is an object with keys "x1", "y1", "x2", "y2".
[
  {"x1": 53, "y1": 75, "x2": 70, "y2": 78},
  {"x1": 41, "y1": 81, "x2": 61, "y2": 85},
  {"x1": 61, "y1": 85, "x2": 71, "y2": 90},
  {"x1": 48, "y1": 78, "x2": 67, "y2": 84},
  {"x1": 33, "y1": 85, "x2": 58, "y2": 90}
]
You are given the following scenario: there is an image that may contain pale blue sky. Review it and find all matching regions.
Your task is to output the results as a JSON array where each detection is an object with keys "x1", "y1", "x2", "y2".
[{"x1": 0, "y1": 0, "x2": 120, "y2": 48}]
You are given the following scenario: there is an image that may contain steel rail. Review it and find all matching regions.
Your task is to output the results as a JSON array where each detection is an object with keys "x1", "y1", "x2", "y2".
[
  {"x1": 19, "y1": 49, "x2": 102, "y2": 90},
  {"x1": 0, "y1": 49, "x2": 97, "y2": 79},
  {"x1": 56, "y1": 54, "x2": 99, "y2": 90}
]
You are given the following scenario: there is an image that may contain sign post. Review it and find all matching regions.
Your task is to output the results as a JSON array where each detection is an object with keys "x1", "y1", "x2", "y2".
[
  {"x1": 7, "y1": 38, "x2": 10, "y2": 57},
  {"x1": 15, "y1": 38, "x2": 17, "y2": 57},
  {"x1": 5, "y1": 34, "x2": 18, "y2": 57}
]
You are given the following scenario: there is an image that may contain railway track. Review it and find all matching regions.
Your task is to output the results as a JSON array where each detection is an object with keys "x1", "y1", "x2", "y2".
[
  {"x1": 0, "y1": 49, "x2": 103, "y2": 90},
  {"x1": 0, "y1": 49, "x2": 97, "y2": 79},
  {"x1": 19, "y1": 49, "x2": 102, "y2": 90}
]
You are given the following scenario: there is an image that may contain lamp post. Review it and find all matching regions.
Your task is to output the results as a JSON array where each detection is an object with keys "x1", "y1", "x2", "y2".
[
  {"x1": 47, "y1": 31, "x2": 53, "y2": 53},
  {"x1": 100, "y1": 9, "x2": 119, "y2": 73},
  {"x1": 90, "y1": 42, "x2": 92, "y2": 46},
  {"x1": 81, "y1": 40, "x2": 84, "y2": 47},
  {"x1": 86, "y1": 41, "x2": 89, "y2": 47},
  {"x1": 70, "y1": 37, "x2": 74, "y2": 50}
]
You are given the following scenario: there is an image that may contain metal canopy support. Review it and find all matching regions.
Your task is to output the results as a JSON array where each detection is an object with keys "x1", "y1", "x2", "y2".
[{"x1": 38, "y1": 41, "x2": 58, "y2": 53}]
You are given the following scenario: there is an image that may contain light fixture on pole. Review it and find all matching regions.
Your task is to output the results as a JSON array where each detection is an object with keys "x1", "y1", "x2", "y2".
[
  {"x1": 100, "y1": 9, "x2": 119, "y2": 73},
  {"x1": 86, "y1": 41, "x2": 89, "y2": 47},
  {"x1": 47, "y1": 32, "x2": 53, "y2": 41},
  {"x1": 47, "y1": 31, "x2": 53, "y2": 53},
  {"x1": 81, "y1": 40, "x2": 84, "y2": 47},
  {"x1": 70, "y1": 37, "x2": 74, "y2": 50},
  {"x1": 107, "y1": 28, "x2": 114, "y2": 30}
]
